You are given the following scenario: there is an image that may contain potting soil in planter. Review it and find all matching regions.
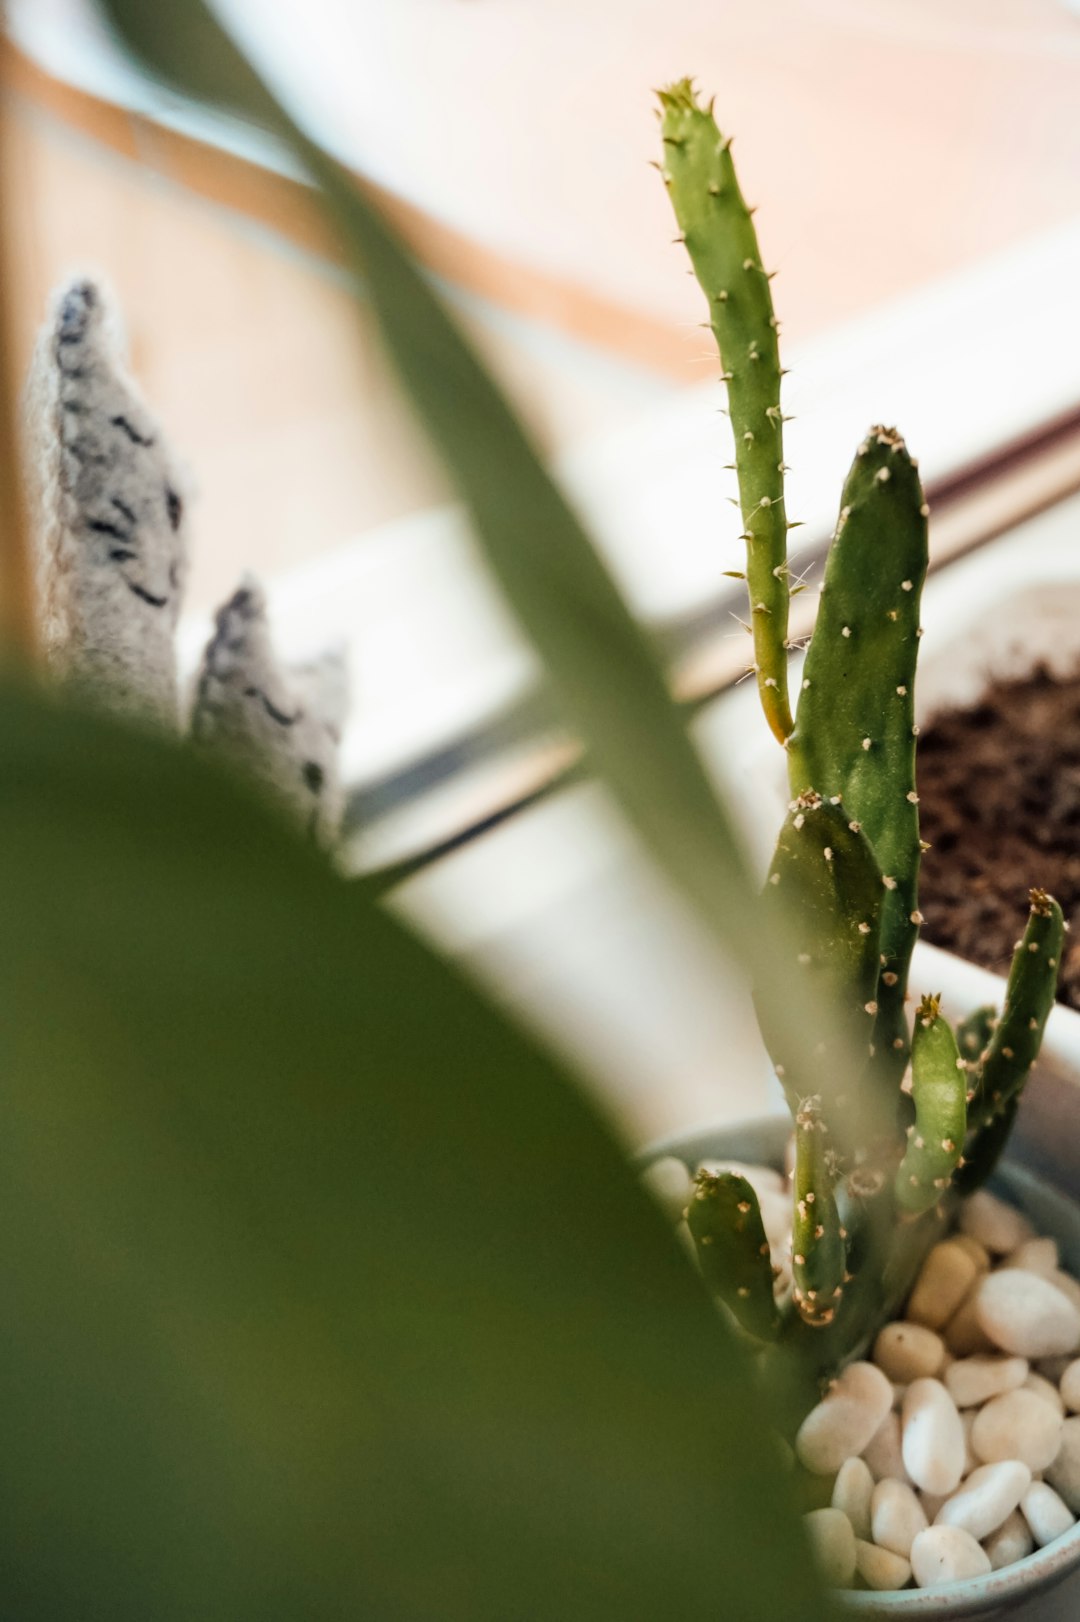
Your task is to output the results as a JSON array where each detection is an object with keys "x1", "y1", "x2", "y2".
[
  {"x1": 644, "y1": 1158, "x2": 1080, "y2": 1593},
  {"x1": 917, "y1": 666, "x2": 1080, "y2": 1009}
]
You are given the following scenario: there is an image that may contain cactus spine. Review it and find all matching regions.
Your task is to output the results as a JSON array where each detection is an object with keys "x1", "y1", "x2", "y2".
[
  {"x1": 657, "y1": 81, "x2": 793, "y2": 744},
  {"x1": 657, "y1": 83, "x2": 1064, "y2": 1369}
]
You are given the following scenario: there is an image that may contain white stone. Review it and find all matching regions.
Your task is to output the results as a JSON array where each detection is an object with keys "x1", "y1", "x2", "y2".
[
  {"x1": 975, "y1": 1270, "x2": 1080, "y2": 1360},
  {"x1": 971, "y1": 1389, "x2": 1064, "y2": 1473},
  {"x1": 1046, "y1": 1416, "x2": 1080, "y2": 1513},
  {"x1": 1003, "y1": 1237, "x2": 1059, "y2": 1277},
  {"x1": 1025, "y1": 1371, "x2": 1066, "y2": 1415},
  {"x1": 944, "y1": 1355, "x2": 1027, "y2": 1409},
  {"x1": 804, "y1": 1507, "x2": 856, "y2": 1588},
  {"x1": 831, "y1": 1456, "x2": 873, "y2": 1540},
  {"x1": 855, "y1": 1539, "x2": 912, "y2": 1592},
  {"x1": 863, "y1": 1412, "x2": 909, "y2": 1483},
  {"x1": 641, "y1": 1156, "x2": 692, "y2": 1221},
  {"x1": 958, "y1": 1191, "x2": 1035, "y2": 1254},
  {"x1": 796, "y1": 1361, "x2": 893, "y2": 1476},
  {"x1": 1053, "y1": 1270, "x2": 1080, "y2": 1317},
  {"x1": 951, "y1": 1233, "x2": 991, "y2": 1274},
  {"x1": 934, "y1": 1460, "x2": 1031, "y2": 1540},
  {"x1": 944, "y1": 1290, "x2": 995, "y2": 1357},
  {"x1": 874, "y1": 1322, "x2": 945, "y2": 1383},
  {"x1": 902, "y1": 1379, "x2": 966, "y2": 1495},
  {"x1": 1022, "y1": 1481, "x2": 1076, "y2": 1547},
  {"x1": 871, "y1": 1478, "x2": 928, "y2": 1557},
  {"x1": 911, "y1": 1525, "x2": 992, "y2": 1587},
  {"x1": 985, "y1": 1508, "x2": 1035, "y2": 1570},
  {"x1": 907, "y1": 1242, "x2": 979, "y2": 1330},
  {"x1": 754, "y1": 1188, "x2": 791, "y2": 1253},
  {"x1": 1061, "y1": 1359, "x2": 1080, "y2": 1413}
]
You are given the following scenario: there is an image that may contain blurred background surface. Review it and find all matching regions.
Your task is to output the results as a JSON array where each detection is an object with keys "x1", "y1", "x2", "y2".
[{"x1": 5, "y1": 0, "x2": 1080, "y2": 1139}]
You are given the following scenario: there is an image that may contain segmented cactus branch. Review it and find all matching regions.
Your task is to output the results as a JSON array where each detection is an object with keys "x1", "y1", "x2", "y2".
[
  {"x1": 955, "y1": 1004, "x2": 997, "y2": 1073},
  {"x1": 969, "y1": 889, "x2": 1064, "y2": 1125},
  {"x1": 687, "y1": 1171, "x2": 781, "y2": 1341},
  {"x1": 657, "y1": 80, "x2": 793, "y2": 744},
  {"x1": 894, "y1": 995, "x2": 966, "y2": 1215},
  {"x1": 792, "y1": 1098, "x2": 846, "y2": 1328},
  {"x1": 756, "y1": 794, "x2": 884, "y2": 1154},
  {"x1": 787, "y1": 428, "x2": 928, "y2": 1085}
]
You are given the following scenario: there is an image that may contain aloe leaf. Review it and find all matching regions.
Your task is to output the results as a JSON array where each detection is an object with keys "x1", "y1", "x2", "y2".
[{"x1": 0, "y1": 678, "x2": 831, "y2": 1620}]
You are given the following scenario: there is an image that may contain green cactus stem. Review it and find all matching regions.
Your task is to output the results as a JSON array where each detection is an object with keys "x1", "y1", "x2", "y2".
[
  {"x1": 657, "y1": 80, "x2": 793, "y2": 745},
  {"x1": 755, "y1": 794, "x2": 884, "y2": 1154},
  {"x1": 970, "y1": 889, "x2": 1064, "y2": 1125},
  {"x1": 894, "y1": 995, "x2": 966, "y2": 1215},
  {"x1": 687, "y1": 1171, "x2": 781, "y2": 1341},
  {"x1": 791, "y1": 1098, "x2": 847, "y2": 1328},
  {"x1": 956, "y1": 1096, "x2": 1019, "y2": 1195},
  {"x1": 786, "y1": 428, "x2": 928, "y2": 1087}
]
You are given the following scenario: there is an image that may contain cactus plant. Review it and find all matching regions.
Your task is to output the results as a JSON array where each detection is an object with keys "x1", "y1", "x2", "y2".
[{"x1": 659, "y1": 80, "x2": 1063, "y2": 1372}]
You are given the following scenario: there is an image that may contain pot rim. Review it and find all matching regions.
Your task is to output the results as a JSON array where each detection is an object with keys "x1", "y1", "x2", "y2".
[{"x1": 641, "y1": 1114, "x2": 1080, "y2": 1618}]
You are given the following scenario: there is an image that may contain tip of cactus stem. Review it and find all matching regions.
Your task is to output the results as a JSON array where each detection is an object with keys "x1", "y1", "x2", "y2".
[
  {"x1": 655, "y1": 78, "x2": 702, "y2": 113},
  {"x1": 1029, "y1": 887, "x2": 1055, "y2": 916},
  {"x1": 917, "y1": 993, "x2": 942, "y2": 1025}
]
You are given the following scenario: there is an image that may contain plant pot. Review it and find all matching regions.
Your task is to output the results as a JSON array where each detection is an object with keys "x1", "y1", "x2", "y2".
[{"x1": 642, "y1": 1107, "x2": 1080, "y2": 1620}]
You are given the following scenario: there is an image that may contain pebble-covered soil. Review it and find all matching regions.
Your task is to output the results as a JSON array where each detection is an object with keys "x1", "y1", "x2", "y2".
[
  {"x1": 917, "y1": 666, "x2": 1080, "y2": 1009},
  {"x1": 642, "y1": 1158, "x2": 1080, "y2": 1594}
]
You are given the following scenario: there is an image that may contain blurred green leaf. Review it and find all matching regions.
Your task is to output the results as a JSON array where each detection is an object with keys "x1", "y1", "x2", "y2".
[
  {"x1": 0, "y1": 680, "x2": 825, "y2": 1619},
  {"x1": 95, "y1": 0, "x2": 765, "y2": 968}
]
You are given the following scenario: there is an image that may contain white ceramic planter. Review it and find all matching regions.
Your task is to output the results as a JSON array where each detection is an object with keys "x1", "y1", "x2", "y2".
[{"x1": 642, "y1": 1112, "x2": 1080, "y2": 1620}]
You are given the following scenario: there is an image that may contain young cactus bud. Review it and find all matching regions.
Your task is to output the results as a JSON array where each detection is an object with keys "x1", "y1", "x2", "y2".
[
  {"x1": 894, "y1": 995, "x2": 966, "y2": 1215},
  {"x1": 687, "y1": 1171, "x2": 781, "y2": 1341},
  {"x1": 656, "y1": 80, "x2": 792, "y2": 744},
  {"x1": 971, "y1": 889, "x2": 1064, "y2": 1122},
  {"x1": 786, "y1": 428, "x2": 928, "y2": 1086},
  {"x1": 955, "y1": 1004, "x2": 997, "y2": 1072},
  {"x1": 792, "y1": 1098, "x2": 846, "y2": 1328}
]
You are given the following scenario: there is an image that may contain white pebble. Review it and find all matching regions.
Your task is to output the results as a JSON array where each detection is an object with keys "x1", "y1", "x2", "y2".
[
  {"x1": 1025, "y1": 1371, "x2": 1066, "y2": 1415},
  {"x1": 959, "y1": 1191, "x2": 1035, "y2": 1254},
  {"x1": 874, "y1": 1322, "x2": 945, "y2": 1383},
  {"x1": 831, "y1": 1456, "x2": 873, "y2": 1540},
  {"x1": 755, "y1": 1188, "x2": 793, "y2": 1252},
  {"x1": 975, "y1": 1270, "x2": 1080, "y2": 1360},
  {"x1": 1052, "y1": 1270, "x2": 1080, "y2": 1316},
  {"x1": 944, "y1": 1290, "x2": 995, "y2": 1357},
  {"x1": 1046, "y1": 1416, "x2": 1080, "y2": 1512},
  {"x1": 902, "y1": 1379, "x2": 966, "y2": 1495},
  {"x1": 911, "y1": 1524, "x2": 991, "y2": 1587},
  {"x1": 1021, "y1": 1481, "x2": 1076, "y2": 1547},
  {"x1": 971, "y1": 1389, "x2": 1064, "y2": 1473},
  {"x1": 796, "y1": 1361, "x2": 893, "y2": 1475},
  {"x1": 1003, "y1": 1237, "x2": 1059, "y2": 1276},
  {"x1": 951, "y1": 1233, "x2": 991, "y2": 1274},
  {"x1": 985, "y1": 1509, "x2": 1034, "y2": 1570},
  {"x1": 944, "y1": 1355, "x2": 1027, "y2": 1409},
  {"x1": 1061, "y1": 1359, "x2": 1080, "y2": 1413},
  {"x1": 863, "y1": 1412, "x2": 909, "y2": 1483},
  {"x1": 908, "y1": 1242, "x2": 979, "y2": 1330},
  {"x1": 871, "y1": 1478, "x2": 928, "y2": 1557},
  {"x1": 934, "y1": 1460, "x2": 1030, "y2": 1540},
  {"x1": 855, "y1": 1539, "x2": 912, "y2": 1592},
  {"x1": 804, "y1": 1507, "x2": 856, "y2": 1588},
  {"x1": 640, "y1": 1156, "x2": 692, "y2": 1221}
]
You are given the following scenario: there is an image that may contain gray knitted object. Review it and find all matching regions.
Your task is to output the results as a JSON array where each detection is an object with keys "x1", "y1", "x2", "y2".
[
  {"x1": 26, "y1": 278, "x2": 189, "y2": 724},
  {"x1": 191, "y1": 578, "x2": 347, "y2": 844}
]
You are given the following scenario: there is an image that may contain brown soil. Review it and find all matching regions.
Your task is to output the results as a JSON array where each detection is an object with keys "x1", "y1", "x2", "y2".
[{"x1": 917, "y1": 665, "x2": 1080, "y2": 1010}]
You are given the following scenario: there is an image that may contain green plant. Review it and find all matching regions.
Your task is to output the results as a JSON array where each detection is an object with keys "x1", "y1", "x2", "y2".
[{"x1": 658, "y1": 80, "x2": 1062, "y2": 1372}]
